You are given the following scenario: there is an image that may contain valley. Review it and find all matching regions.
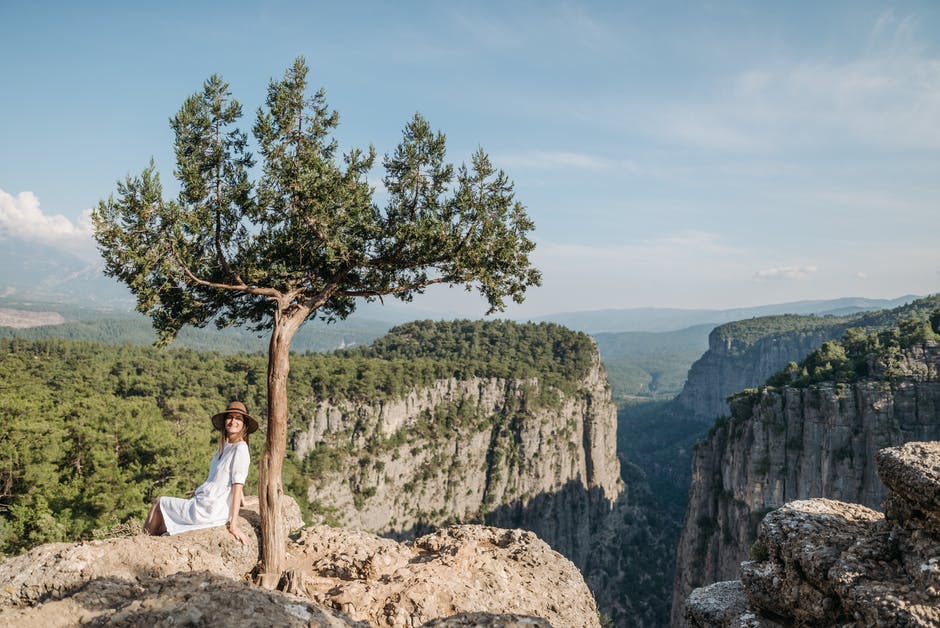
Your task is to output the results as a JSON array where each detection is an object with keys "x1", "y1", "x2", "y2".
[{"x1": 1, "y1": 294, "x2": 938, "y2": 626}]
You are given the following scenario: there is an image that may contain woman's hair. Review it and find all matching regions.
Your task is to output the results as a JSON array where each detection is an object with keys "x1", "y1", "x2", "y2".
[{"x1": 216, "y1": 415, "x2": 250, "y2": 458}]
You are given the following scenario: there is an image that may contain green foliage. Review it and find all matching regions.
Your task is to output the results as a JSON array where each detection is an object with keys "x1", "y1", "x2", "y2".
[
  {"x1": 0, "y1": 319, "x2": 591, "y2": 556},
  {"x1": 714, "y1": 314, "x2": 862, "y2": 353},
  {"x1": 712, "y1": 294, "x2": 940, "y2": 357},
  {"x1": 593, "y1": 324, "x2": 712, "y2": 400},
  {"x1": 92, "y1": 57, "x2": 540, "y2": 347},
  {"x1": 0, "y1": 338, "x2": 269, "y2": 555},
  {"x1": 0, "y1": 315, "x2": 389, "y2": 354},
  {"x1": 762, "y1": 308, "x2": 940, "y2": 390},
  {"x1": 353, "y1": 319, "x2": 594, "y2": 395}
]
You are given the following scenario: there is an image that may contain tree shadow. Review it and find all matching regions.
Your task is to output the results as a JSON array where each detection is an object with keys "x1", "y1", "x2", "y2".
[{"x1": 3, "y1": 570, "x2": 365, "y2": 627}]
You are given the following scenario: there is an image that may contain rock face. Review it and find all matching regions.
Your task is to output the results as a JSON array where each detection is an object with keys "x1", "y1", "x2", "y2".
[
  {"x1": 294, "y1": 349, "x2": 622, "y2": 576},
  {"x1": 676, "y1": 322, "x2": 851, "y2": 423},
  {"x1": 683, "y1": 441, "x2": 940, "y2": 627},
  {"x1": 0, "y1": 307, "x2": 65, "y2": 328},
  {"x1": 671, "y1": 341, "x2": 940, "y2": 625},
  {"x1": 0, "y1": 518, "x2": 599, "y2": 627}
]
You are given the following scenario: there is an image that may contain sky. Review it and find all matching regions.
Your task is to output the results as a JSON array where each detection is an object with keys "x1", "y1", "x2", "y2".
[{"x1": 2, "y1": 1, "x2": 939, "y2": 318}]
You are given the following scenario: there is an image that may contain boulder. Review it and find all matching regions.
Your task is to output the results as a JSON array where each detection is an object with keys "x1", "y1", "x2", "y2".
[
  {"x1": 279, "y1": 525, "x2": 600, "y2": 628},
  {"x1": 0, "y1": 571, "x2": 365, "y2": 627}
]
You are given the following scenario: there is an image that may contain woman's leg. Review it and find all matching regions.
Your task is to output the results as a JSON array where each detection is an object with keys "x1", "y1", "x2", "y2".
[{"x1": 144, "y1": 497, "x2": 167, "y2": 535}]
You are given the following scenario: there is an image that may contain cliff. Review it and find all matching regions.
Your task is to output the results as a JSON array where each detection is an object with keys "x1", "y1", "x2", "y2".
[
  {"x1": 0, "y1": 499, "x2": 600, "y2": 627},
  {"x1": 291, "y1": 347, "x2": 622, "y2": 573},
  {"x1": 676, "y1": 320, "x2": 850, "y2": 422},
  {"x1": 676, "y1": 295, "x2": 940, "y2": 422},
  {"x1": 671, "y1": 338, "x2": 940, "y2": 624},
  {"x1": 684, "y1": 441, "x2": 940, "y2": 626}
]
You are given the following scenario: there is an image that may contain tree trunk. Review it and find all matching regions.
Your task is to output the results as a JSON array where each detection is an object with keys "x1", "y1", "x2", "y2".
[{"x1": 257, "y1": 313, "x2": 301, "y2": 587}]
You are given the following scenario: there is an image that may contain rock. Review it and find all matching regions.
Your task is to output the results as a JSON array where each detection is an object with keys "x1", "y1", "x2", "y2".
[
  {"x1": 288, "y1": 344, "x2": 628, "y2": 622},
  {"x1": 684, "y1": 580, "x2": 783, "y2": 628},
  {"x1": 280, "y1": 524, "x2": 599, "y2": 627},
  {"x1": 878, "y1": 441, "x2": 940, "y2": 536},
  {"x1": 0, "y1": 522, "x2": 597, "y2": 627},
  {"x1": 420, "y1": 612, "x2": 552, "y2": 627},
  {"x1": 673, "y1": 340, "x2": 940, "y2": 624},
  {"x1": 0, "y1": 571, "x2": 366, "y2": 627},
  {"x1": 0, "y1": 494, "x2": 302, "y2": 608},
  {"x1": 293, "y1": 352, "x2": 623, "y2": 571},
  {"x1": 684, "y1": 441, "x2": 940, "y2": 627}
]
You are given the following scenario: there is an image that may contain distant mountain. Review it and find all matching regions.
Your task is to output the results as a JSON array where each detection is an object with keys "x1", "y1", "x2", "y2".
[
  {"x1": 0, "y1": 308, "x2": 391, "y2": 354},
  {"x1": 533, "y1": 296, "x2": 921, "y2": 333},
  {"x1": 0, "y1": 237, "x2": 133, "y2": 307}
]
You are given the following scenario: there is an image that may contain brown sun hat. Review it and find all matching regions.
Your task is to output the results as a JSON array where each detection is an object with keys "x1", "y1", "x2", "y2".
[{"x1": 211, "y1": 401, "x2": 259, "y2": 434}]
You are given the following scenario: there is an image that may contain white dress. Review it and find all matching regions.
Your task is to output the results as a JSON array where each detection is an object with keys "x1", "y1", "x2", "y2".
[{"x1": 160, "y1": 440, "x2": 250, "y2": 535}]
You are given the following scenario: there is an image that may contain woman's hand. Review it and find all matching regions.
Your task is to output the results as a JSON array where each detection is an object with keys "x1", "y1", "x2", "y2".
[
  {"x1": 228, "y1": 521, "x2": 248, "y2": 544},
  {"x1": 228, "y1": 482, "x2": 247, "y2": 544}
]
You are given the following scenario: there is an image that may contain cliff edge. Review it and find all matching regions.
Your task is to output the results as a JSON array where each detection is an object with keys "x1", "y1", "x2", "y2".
[
  {"x1": 672, "y1": 336, "x2": 940, "y2": 623},
  {"x1": 0, "y1": 499, "x2": 600, "y2": 627},
  {"x1": 684, "y1": 440, "x2": 940, "y2": 627}
]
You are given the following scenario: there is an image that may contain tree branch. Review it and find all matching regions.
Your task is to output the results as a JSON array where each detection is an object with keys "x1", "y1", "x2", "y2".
[
  {"x1": 334, "y1": 275, "x2": 455, "y2": 298},
  {"x1": 169, "y1": 238, "x2": 281, "y2": 299}
]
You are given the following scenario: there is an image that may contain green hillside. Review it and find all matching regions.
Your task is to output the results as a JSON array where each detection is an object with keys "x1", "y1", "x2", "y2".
[{"x1": 593, "y1": 324, "x2": 712, "y2": 400}]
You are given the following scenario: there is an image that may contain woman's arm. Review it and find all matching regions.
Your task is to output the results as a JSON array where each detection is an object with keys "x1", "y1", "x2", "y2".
[{"x1": 227, "y1": 483, "x2": 248, "y2": 544}]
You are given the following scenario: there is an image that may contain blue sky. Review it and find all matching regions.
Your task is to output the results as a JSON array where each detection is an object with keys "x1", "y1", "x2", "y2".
[{"x1": 2, "y1": 1, "x2": 939, "y2": 317}]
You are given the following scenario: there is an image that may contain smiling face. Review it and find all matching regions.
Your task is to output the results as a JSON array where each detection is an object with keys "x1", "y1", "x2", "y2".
[{"x1": 224, "y1": 412, "x2": 246, "y2": 441}]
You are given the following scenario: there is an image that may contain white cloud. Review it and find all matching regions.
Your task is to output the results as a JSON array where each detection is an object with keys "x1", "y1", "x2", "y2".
[
  {"x1": 493, "y1": 150, "x2": 641, "y2": 173},
  {"x1": 856, "y1": 271, "x2": 869, "y2": 280},
  {"x1": 753, "y1": 265, "x2": 817, "y2": 281},
  {"x1": 655, "y1": 12, "x2": 940, "y2": 151},
  {"x1": 0, "y1": 188, "x2": 95, "y2": 256}
]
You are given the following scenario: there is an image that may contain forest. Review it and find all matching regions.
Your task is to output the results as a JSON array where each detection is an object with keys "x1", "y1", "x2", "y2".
[
  {"x1": 764, "y1": 310, "x2": 940, "y2": 388},
  {"x1": 0, "y1": 319, "x2": 594, "y2": 556}
]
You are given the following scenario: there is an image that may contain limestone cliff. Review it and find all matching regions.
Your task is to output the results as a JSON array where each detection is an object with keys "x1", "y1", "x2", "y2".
[
  {"x1": 677, "y1": 321, "x2": 848, "y2": 422},
  {"x1": 676, "y1": 295, "x2": 940, "y2": 423},
  {"x1": 684, "y1": 441, "x2": 940, "y2": 627},
  {"x1": 671, "y1": 339, "x2": 940, "y2": 624},
  {"x1": 291, "y1": 347, "x2": 622, "y2": 574}
]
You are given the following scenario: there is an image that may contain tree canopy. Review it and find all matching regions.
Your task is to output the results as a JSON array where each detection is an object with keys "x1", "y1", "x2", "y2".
[{"x1": 94, "y1": 57, "x2": 540, "y2": 344}]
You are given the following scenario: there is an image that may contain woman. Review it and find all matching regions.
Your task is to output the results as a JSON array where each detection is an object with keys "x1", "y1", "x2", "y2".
[{"x1": 144, "y1": 401, "x2": 258, "y2": 544}]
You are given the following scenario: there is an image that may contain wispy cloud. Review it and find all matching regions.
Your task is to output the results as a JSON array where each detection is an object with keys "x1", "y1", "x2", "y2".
[
  {"x1": 450, "y1": 3, "x2": 620, "y2": 56},
  {"x1": 0, "y1": 188, "x2": 95, "y2": 256},
  {"x1": 655, "y1": 11, "x2": 940, "y2": 152},
  {"x1": 493, "y1": 150, "x2": 641, "y2": 173},
  {"x1": 753, "y1": 265, "x2": 818, "y2": 281}
]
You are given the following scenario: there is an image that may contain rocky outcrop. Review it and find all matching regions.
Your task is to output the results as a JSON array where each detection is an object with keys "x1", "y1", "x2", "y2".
[
  {"x1": 683, "y1": 441, "x2": 940, "y2": 627},
  {"x1": 293, "y1": 349, "x2": 622, "y2": 575},
  {"x1": 676, "y1": 295, "x2": 940, "y2": 423},
  {"x1": 0, "y1": 496, "x2": 304, "y2": 609},
  {"x1": 280, "y1": 524, "x2": 600, "y2": 627},
  {"x1": 671, "y1": 341, "x2": 940, "y2": 625},
  {"x1": 0, "y1": 517, "x2": 599, "y2": 627}
]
